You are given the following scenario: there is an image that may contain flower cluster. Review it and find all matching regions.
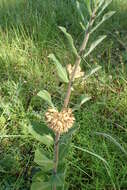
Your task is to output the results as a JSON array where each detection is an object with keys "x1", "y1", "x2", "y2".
[
  {"x1": 45, "y1": 108, "x2": 75, "y2": 134},
  {"x1": 67, "y1": 64, "x2": 84, "y2": 80}
]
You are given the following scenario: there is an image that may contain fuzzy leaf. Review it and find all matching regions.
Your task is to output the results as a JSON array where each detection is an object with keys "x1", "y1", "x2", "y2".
[
  {"x1": 84, "y1": 66, "x2": 102, "y2": 80},
  {"x1": 59, "y1": 26, "x2": 78, "y2": 56},
  {"x1": 90, "y1": 11, "x2": 115, "y2": 34},
  {"x1": 84, "y1": 35, "x2": 106, "y2": 58},
  {"x1": 48, "y1": 53, "x2": 69, "y2": 83},
  {"x1": 34, "y1": 149, "x2": 54, "y2": 171},
  {"x1": 29, "y1": 121, "x2": 53, "y2": 146},
  {"x1": 50, "y1": 173, "x2": 65, "y2": 187},
  {"x1": 37, "y1": 90, "x2": 54, "y2": 107}
]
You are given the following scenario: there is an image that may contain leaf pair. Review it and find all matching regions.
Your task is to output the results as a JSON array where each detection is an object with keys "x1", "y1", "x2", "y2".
[{"x1": 32, "y1": 148, "x2": 65, "y2": 190}]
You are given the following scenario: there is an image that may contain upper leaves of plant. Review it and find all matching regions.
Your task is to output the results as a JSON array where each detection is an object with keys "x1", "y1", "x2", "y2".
[
  {"x1": 84, "y1": 35, "x2": 106, "y2": 58},
  {"x1": 76, "y1": 1, "x2": 85, "y2": 22},
  {"x1": 59, "y1": 26, "x2": 78, "y2": 56},
  {"x1": 34, "y1": 149, "x2": 54, "y2": 171},
  {"x1": 31, "y1": 181, "x2": 51, "y2": 190},
  {"x1": 90, "y1": 11, "x2": 115, "y2": 34},
  {"x1": 37, "y1": 90, "x2": 54, "y2": 107},
  {"x1": 97, "y1": 0, "x2": 113, "y2": 18},
  {"x1": 84, "y1": 0, "x2": 92, "y2": 15},
  {"x1": 29, "y1": 121, "x2": 54, "y2": 146},
  {"x1": 48, "y1": 53, "x2": 69, "y2": 83}
]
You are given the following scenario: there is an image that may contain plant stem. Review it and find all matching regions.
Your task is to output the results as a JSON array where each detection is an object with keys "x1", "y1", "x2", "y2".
[
  {"x1": 53, "y1": 9, "x2": 96, "y2": 190},
  {"x1": 53, "y1": 132, "x2": 60, "y2": 190},
  {"x1": 63, "y1": 9, "x2": 96, "y2": 108}
]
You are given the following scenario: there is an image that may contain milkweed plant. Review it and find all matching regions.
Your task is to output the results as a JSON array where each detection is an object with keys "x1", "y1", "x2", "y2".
[{"x1": 29, "y1": 0, "x2": 115, "y2": 189}]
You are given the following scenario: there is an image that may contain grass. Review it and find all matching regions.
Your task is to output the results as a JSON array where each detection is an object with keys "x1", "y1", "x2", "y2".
[{"x1": 0, "y1": 0, "x2": 127, "y2": 189}]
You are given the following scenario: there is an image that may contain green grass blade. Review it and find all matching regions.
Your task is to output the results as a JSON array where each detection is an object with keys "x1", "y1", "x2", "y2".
[
  {"x1": 73, "y1": 145, "x2": 109, "y2": 167},
  {"x1": 95, "y1": 132, "x2": 127, "y2": 156}
]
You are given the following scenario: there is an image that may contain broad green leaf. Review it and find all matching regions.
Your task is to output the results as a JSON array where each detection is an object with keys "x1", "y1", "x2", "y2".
[
  {"x1": 84, "y1": 66, "x2": 102, "y2": 80},
  {"x1": 29, "y1": 121, "x2": 53, "y2": 146},
  {"x1": 95, "y1": 132, "x2": 127, "y2": 156},
  {"x1": 34, "y1": 149, "x2": 54, "y2": 171},
  {"x1": 32, "y1": 171, "x2": 45, "y2": 183},
  {"x1": 48, "y1": 53, "x2": 69, "y2": 83},
  {"x1": 84, "y1": 35, "x2": 106, "y2": 58},
  {"x1": 90, "y1": 11, "x2": 115, "y2": 34},
  {"x1": 37, "y1": 90, "x2": 54, "y2": 107},
  {"x1": 59, "y1": 26, "x2": 78, "y2": 56},
  {"x1": 73, "y1": 145, "x2": 109, "y2": 167},
  {"x1": 31, "y1": 181, "x2": 51, "y2": 190},
  {"x1": 50, "y1": 173, "x2": 65, "y2": 187}
]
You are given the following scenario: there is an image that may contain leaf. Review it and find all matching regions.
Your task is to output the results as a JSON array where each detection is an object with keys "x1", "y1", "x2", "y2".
[
  {"x1": 32, "y1": 171, "x2": 45, "y2": 183},
  {"x1": 37, "y1": 90, "x2": 54, "y2": 107},
  {"x1": 84, "y1": 0, "x2": 92, "y2": 15},
  {"x1": 97, "y1": 0, "x2": 113, "y2": 18},
  {"x1": 29, "y1": 121, "x2": 54, "y2": 146},
  {"x1": 60, "y1": 126, "x2": 78, "y2": 144},
  {"x1": 76, "y1": 1, "x2": 85, "y2": 22},
  {"x1": 84, "y1": 35, "x2": 106, "y2": 58},
  {"x1": 97, "y1": 0, "x2": 105, "y2": 9},
  {"x1": 73, "y1": 145, "x2": 109, "y2": 167},
  {"x1": 95, "y1": 132, "x2": 127, "y2": 156},
  {"x1": 90, "y1": 11, "x2": 115, "y2": 34},
  {"x1": 50, "y1": 173, "x2": 65, "y2": 187},
  {"x1": 73, "y1": 95, "x2": 91, "y2": 111},
  {"x1": 59, "y1": 142, "x2": 70, "y2": 162},
  {"x1": 84, "y1": 66, "x2": 102, "y2": 80},
  {"x1": 31, "y1": 181, "x2": 51, "y2": 190},
  {"x1": 48, "y1": 54, "x2": 69, "y2": 83},
  {"x1": 79, "y1": 95, "x2": 91, "y2": 106},
  {"x1": 59, "y1": 26, "x2": 78, "y2": 56},
  {"x1": 34, "y1": 149, "x2": 54, "y2": 171}
]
